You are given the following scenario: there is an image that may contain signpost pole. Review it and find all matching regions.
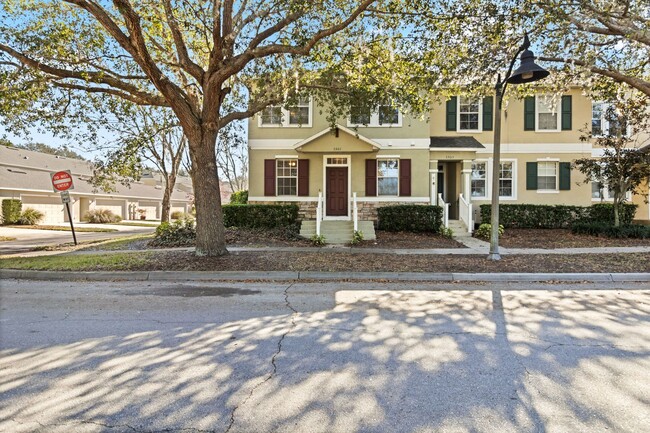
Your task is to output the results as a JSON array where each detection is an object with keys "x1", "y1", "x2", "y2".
[{"x1": 65, "y1": 201, "x2": 78, "y2": 245}]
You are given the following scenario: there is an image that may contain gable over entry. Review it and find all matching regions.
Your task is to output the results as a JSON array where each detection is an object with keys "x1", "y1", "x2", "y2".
[{"x1": 293, "y1": 124, "x2": 381, "y2": 153}]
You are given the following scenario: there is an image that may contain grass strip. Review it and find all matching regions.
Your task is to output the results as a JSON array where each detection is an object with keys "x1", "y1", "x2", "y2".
[
  {"x1": 0, "y1": 251, "x2": 153, "y2": 271},
  {"x1": 0, "y1": 236, "x2": 17, "y2": 242},
  {"x1": 114, "y1": 222, "x2": 160, "y2": 227}
]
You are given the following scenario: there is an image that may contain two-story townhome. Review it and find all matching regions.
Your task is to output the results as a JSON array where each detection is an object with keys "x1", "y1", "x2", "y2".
[{"x1": 247, "y1": 89, "x2": 649, "y2": 239}]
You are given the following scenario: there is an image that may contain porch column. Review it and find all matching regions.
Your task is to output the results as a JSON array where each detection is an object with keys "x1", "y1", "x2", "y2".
[
  {"x1": 429, "y1": 159, "x2": 438, "y2": 205},
  {"x1": 461, "y1": 160, "x2": 473, "y2": 201}
]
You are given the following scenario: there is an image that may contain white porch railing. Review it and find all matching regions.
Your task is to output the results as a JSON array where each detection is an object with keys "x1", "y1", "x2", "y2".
[
  {"x1": 352, "y1": 192, "x2": 358, "y2": 232},
  {"x1": 438, "y1": 193, "x2": 449, "y2": 228},
  {"x1": 316, "y1": 191, "x2": 323, "y2": 236},
  {"x1": 458, "y1": 193, "x2": 473, "y2": 234}
]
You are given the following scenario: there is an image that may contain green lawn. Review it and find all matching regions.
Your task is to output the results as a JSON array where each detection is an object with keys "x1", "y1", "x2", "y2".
[
  {"x1": 114, "y1": 221, "x2": 160, "y2": 227},
  {"x1": 0, "y1": 251, "x2": 152, "y2": 271},
  {"x1": 80, "y1": 234, "x2": 154, "y2": 251},
  {"x1": 5, "y1": 225, "x2": 117, "y2": 232}
]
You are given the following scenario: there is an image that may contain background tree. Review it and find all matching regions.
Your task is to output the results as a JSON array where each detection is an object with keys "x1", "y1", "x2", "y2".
[
  {"x1": 215, "y1": 121, "x2": 247, "y2": 194},
  {"x1": 91, "y1": 105, "x2": 186, "y2": 223},
  {"x1": 0, "y1": 0, "x2": 407, "y2": 256},
  {"x1": 573, "y1": 99, "x2": 650, "y2": 226}
]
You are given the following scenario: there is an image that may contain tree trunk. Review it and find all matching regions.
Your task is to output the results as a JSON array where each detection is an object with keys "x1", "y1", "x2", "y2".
[
  {"x1": 614, "y1": 200, "x2": 620, "y2": 227},
  {"x1": 160, "y1": 172, "x2": 176, "y2": 223},
  {"x1": 188, "y1": 129, "x2": 228, "y2": 256}
]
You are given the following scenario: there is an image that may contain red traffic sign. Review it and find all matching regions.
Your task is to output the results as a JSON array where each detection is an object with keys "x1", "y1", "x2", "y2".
[{"x1": 51, "y1": 170, "x2": 74, "y2": 192}]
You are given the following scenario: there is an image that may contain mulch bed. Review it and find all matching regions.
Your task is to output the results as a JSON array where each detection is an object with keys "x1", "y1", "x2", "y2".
[
  {"x1": 497, "y1": 229, "x2": 650, "y2": 249},
  {"x1": 356, "y1": 231, "x2": 465, "y2": 249},
  {"x1": 111, "y1": 250, "x2": 650, "y2": 273}
]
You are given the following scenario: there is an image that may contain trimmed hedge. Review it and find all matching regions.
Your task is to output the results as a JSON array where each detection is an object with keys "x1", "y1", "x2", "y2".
[
  {"x1": 223, "y1": 204, "x2": 299, "y2": 229},
  {"x1": 151, "y1": 217, "x2": 196, "y2": 246},
  {"x1": 480, "y1": 203, "x2": 638, "y2": 228},
  {"x1": 377, "y1": 205, "x2": 443, "y2": 232},
  {"x1": 2, "y1": 199, "x2": 22, "y2": 225},
  {"x1": 572, "y1": 222, "x2": 650, "y2": 239}
]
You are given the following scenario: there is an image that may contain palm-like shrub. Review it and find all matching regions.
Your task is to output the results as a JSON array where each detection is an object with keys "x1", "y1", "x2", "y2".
[
  {"x1": 18, "y1": 208, "x2": 45, "y2": 225},
  {"x1": 84, "y1": 209, "x2": 122, "y2": 223}
]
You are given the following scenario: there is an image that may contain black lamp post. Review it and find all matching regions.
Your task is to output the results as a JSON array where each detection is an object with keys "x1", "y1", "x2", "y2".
[{"x1": 488, "y1": 34, "x2": 549, "y2": 260}]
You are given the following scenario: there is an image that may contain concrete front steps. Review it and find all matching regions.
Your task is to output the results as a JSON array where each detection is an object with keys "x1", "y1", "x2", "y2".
[
  {"x1": 300, "y1": 220, "x2": 376, "y2": 244},
  {"x1": 447, "y1": 219, "x2": 472, "y2": 237}
]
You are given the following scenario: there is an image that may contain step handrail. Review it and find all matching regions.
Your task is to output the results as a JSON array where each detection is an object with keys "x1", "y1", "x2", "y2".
[
  {"x1": 438, "y1": 193, "x2": 449, "y2": 228},
  {"x1": 458, "y1": 193, "x2": 473, "y2": 234},
  {"x1": 352, "y1": 192, "x2": 358, "y2": 232},
  {"x1": 316, "y1": 191, "x2": 323, "y2": 236}
]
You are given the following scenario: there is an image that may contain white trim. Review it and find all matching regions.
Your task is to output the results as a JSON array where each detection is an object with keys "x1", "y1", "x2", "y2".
[
  {"x1": 375, "y1": 138, "x2": 429, "y2": 148},
  {"x1": 536, "y1": 157, "x2": 561, "y2": 161},
  {"x1": 457, "y1": 96, "x2": 482, "y2": 133},
  {"x1": 470, "y1": 159, "x2": 489, "y2": 200},
  {"x1": 347, "y1": 104, "x2": 403, "y2": 128},
  {"x1": 248, "y1": 196, "x2": 319, "y2": 202},
  {"x1": 248, "y1": 139, "x2": 301, "y2": 149},
  {"x1": 275, "y1": 158, "x2": 299, "y2": 197},
  {"x1": 498, "y1": 159, "x2": 517, "y2": 200},
  {"x1": 358, "y1": 196, "x2": 429, "y2": 203},
  {"x1": 322, "y1": 154, "x2": 352, "y2": 220},
  {"x1": 274, "y1": 154, "x2": 299, "y2": 159},
  {"x1": 374, "y1": 154, "x2": 401, "y2": 159},
  {"x1": 537, "y1": 190, "x2": 560, "y2": 194},
  {"x1": 430, "y1": 147, "x2": 483, "y2": 152},
  {"x1": 477, "y1": 142, "x2": 592, "y2": 154}
]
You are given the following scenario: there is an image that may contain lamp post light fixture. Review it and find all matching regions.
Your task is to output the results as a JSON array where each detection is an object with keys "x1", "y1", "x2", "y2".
[{"x1": 488, "y1": 34, "x2": 549, "y2": 261}]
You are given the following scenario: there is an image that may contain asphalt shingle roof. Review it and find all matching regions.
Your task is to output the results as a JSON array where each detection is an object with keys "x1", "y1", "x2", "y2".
[{"x1": 429, "y1": 137, "x2": 485, "y2": 149}]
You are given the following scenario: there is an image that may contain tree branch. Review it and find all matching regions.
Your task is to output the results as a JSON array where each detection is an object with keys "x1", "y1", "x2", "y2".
[{"x1": 162, "y1": 0, "x2": 205, "y2": 81}]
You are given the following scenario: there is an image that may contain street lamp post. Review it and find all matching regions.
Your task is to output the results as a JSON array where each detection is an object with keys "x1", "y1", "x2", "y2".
[{"x1": 487, "y1": 34, "x2": 549, "y2": 261}]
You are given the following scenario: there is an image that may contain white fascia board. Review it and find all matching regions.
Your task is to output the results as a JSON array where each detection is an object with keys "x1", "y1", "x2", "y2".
[
  {"x1": 293, "y1": 124, "x2": 382, "y2": 150},
  {"x1": 374, "y1": 138, "x2": 430, "y2": 148},
  {"x1": 248, "y1": 139, "x2": 301, "y2": 149},
  {"x1": 476, "y1": 142, "x2": 593, "y2": 154}
]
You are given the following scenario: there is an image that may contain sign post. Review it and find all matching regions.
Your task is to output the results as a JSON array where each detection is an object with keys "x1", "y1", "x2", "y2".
[{"x1": 51, "y1": 170, "x2": 77, "y2": 245}]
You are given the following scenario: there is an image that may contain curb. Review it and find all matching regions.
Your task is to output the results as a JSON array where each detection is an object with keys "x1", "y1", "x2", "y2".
[{"x1": 2, "y1": 269, "x2": 650, "y2": 283}]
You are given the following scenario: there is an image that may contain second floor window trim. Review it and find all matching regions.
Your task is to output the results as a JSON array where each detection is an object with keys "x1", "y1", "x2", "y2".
[
  {"x1": 348, "y1": 104, "x2": 402, "y2": 127},
  {"x1": 535, "y1": 95, "x2": 560, "y2": 132},
  {"x1": 457, "y1": 96, "x2": 482, "y2": 132},
  {"x1": 259, "y1": 97, "x2": 312, "y2": 128}
]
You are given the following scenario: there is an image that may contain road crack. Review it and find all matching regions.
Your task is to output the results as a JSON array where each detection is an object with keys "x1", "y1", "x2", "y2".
[{"x1": 225, "y1": 283, "x2": 298, "y2": 433}]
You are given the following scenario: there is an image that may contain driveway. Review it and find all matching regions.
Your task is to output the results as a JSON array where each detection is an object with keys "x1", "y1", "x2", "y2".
[
  {"x1": 1, "y1": 279, "x2": 649, "y2": 432},
  {"x1": 0, "y1": 222, "x2": 156, "y2": 255}
]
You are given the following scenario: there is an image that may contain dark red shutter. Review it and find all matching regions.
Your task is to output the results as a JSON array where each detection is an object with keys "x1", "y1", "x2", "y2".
[
  {"x1": 298, "y1": 159, "x2": 309, "y2": 196},
  {"x1": 399, "y1": 159, "x2": 411, "y2": 196},
  {"x1": 365, "y1": 159, "x2": 377, "y2": 196},
  {"x1": 264, "y1": 159, "x2": 275, "y2": 196}
]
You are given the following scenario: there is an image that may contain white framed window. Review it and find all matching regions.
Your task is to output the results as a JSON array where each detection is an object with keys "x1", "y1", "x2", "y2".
[
  {"x1": 499, "y1": 161, "x2": 514, "y2": 198},
  {"x1": 348, "y1": 104, "x2": 402, "y2": 127},
  {"x1": 471, "y1": 161, "x2": 487, "y2": 198},
  {"x1": 377, "y1": 159, "x2": 399, "y2": 196},
  {"x1": 537, "y1": 161, "x2": 557, "y2": 190},
  {"x1": 259, "y1": 97, "x2": 312, "y2": 127},
  {"x1": 536, "y1": 95, "x2": 560, "y2": 131},
  {"x1": 276, "y1": 159, "x2": 298, "y2": 196},
  {"x1": 591, "y1": 181, "x2": 631, "y2": 201},
  {"x1": 591, "y1": 102, "x2": 632, "y2": 137},
  {"x1": 458, "y1": 97, "x2": 481, "y2": 131}
]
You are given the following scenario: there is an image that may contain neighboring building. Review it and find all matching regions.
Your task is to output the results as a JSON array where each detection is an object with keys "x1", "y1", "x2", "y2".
[
  {"x1": 247, "y1": 89, "x2": 650, "y2": 233},
  {"x1": 0, "y1": 146, "x2": 193, "y2": 223}
]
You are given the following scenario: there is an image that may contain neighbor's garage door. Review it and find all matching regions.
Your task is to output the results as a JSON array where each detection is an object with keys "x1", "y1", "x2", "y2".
[
  {"x1": 95, "y1": 199, "x2": 124, "y2": 218},
  {"x1": 138, "y1": 201, "x2": 158, "y2": 220},
  {"x1": 21, "y1": 196, "x2": 65, "y2": 224}
]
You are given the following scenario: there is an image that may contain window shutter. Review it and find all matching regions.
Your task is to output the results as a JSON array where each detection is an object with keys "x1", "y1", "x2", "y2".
[
  {"x1": 264, "y1": 159, "x2": 276, "y2": 196},
  {"x1": 365, "y1": 159, "x2": 377, "y2": 196},
  {"x1": 561, "y1": 95, "x2": 572, "y2": 130},
  {"x1": 298, "y1": 159, "x2": 309, "y2": 196},
  {"x1": 399, "y1": 159, "x2": 411, "y2": 196},
  {"x1": 482, "y1": 96, "x2": 493, "y2": 131},
  {"x1": 526, "y1": 162, "x2": 538, "y2": 190},
  {"x1": 559, "y1": 162, "x2": 571, "y2": 190},
  {"x1": 524, "y1": 96, "x2": 535, "y2": 131},
  {"x1": 446, "y1": 96, "x2": 457, "y2": 131}
]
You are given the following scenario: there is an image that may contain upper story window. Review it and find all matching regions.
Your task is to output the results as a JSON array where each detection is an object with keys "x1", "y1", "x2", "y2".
[
  {"x1": 377, "y1": 159, "x2": 399, "y2": 195},
  {"x1": 348, "y1": 103, "x2": 402, "y2": 127},
  {"x1": 591, "y1": 102, "x2": 631, "y2": 137},
  {"x1": 259, "y1": 97, "x2": 312, "y2": 127},
  {"x1": 536, "y1": 95, "x2": 560, "y2": 131},
  {"x1": 458, "y1": 97, "x2": 481, "y2": 131}
]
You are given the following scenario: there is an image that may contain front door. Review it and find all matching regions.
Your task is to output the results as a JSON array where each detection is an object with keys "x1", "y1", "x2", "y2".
[{"x1": 326, "y1": 167, "x2": 348, "y2": 216}]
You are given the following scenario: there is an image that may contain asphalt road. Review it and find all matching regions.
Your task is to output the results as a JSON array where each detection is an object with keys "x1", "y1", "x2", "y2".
[
  {"x1": 0, "y1": 223, "x2": 155, "y2": 255},
  {"x1": 1, "y1": 279, "x2": 649, "y2": 433}
]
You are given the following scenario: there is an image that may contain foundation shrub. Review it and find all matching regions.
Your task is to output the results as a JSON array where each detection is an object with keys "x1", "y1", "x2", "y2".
[
  {"x1": 84, "y1": 209, "x2": 122, "y2": 223},
  {"x1": 571, "y1": 222, "x2": 650, "y2": 238},
  {"x1": 377, "y1": 205, "x2": 443, "y2": 232},
  {"x1": 2, "y1": 199, "x2": 22, "y2": 225},
  {"x1": 223, "y1": 204, "x2": 299, "y2": 229},
  {"x1": 18, "y1": 208, "x2": 45, "y2": 225},
  {"x1": 479, "y1": 203, "x2": 638, "y2": 228},
  {"x1": 229, "y1": 190, "x2": 248, "y2": 204}
]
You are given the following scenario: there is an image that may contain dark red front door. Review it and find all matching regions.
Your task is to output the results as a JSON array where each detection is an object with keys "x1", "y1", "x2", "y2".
[{"x1": 326, "y1": 167, "x2": 348, "y2": 216}]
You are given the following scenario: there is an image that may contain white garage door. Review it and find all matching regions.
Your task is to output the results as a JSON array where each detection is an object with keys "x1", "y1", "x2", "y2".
[
  {"x1": 138, "y1": 201, "x2": 158, "y2": 220},
  {"x1": 95, "y1": 199, "x2": 124, "y2": 218},
  {"x1": 22, "y1": 196, "x2": 65, "y2": 224}
]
